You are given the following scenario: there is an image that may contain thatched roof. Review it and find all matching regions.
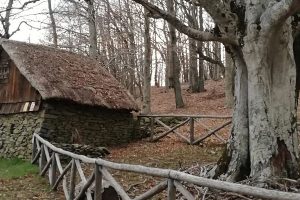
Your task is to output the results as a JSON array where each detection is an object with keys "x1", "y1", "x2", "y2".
[{"x1": 0, "y1": 39, "x2": 139, "y2": 111}]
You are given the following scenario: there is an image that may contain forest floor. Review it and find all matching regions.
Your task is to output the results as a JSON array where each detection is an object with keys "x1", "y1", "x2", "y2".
[
  {"x1": 0, "y1": 80, "x2": 234, "y2": 199},
  {"x1": 105, "y1": 80, "x2": 235, "y2": 199}
]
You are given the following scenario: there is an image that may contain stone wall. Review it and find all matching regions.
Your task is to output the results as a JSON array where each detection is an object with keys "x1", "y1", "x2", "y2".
[
  {"x1": 0, "y1": 101, "x2": 143, "y2": 159},
  {"x1": 40, "y1": 101, "x2": 142, "y2": 147},
  {"x1": 0, "y1": 111, "x2": 43, "y2": 159}
]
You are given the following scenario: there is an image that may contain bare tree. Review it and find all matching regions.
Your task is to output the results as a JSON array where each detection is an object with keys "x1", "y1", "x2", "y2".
[
  {"x1": 47, "y1": 0, "x2": 58, "y2": 47},
  {"x1": 142, "y1": 8, "x2": 151, "y2": 114},
  {"x1": 166, "y1": 0, "x2": 184, "y2": 108},
  {"x1": 85, "y1": 0, "x2": 98, "y2": 59}
]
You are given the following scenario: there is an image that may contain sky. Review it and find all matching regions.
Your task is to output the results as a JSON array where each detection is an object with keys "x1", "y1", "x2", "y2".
[{"x1": 1, "y1": 0, "x2": 55, "y2": 43}]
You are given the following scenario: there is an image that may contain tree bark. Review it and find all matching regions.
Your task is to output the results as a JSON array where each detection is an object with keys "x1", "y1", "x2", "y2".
[
  {"x1": 225, "y1": 52, "x2": 234, "y2": 108},
  {"x1": 245, "y1": 20, "x2": 299, "y2": 181},
  {"x1": 85, "y1": 0, "x2": 98, "y2": 59},
  {"x1": 167, "y1": 0, "x2": 184, "y2": 108},
  {"x1": 1, "y1": 0, "x2": 14, "y2": 39},
  {"x1": 47, "y1": 0, "x2": 58, "y2": 48},
  {"x1": 188, "y1": 4, "x2": 200, "y2": 93},
  {"x1": 216, "y1": 3, "x2": 300, "y2": 182},
  {"x1": 197, "y1": 6, "x2": 205, "y2": 92},
  {"x1": 142, "y1": 9, "x2": 151, "y2": 114},
  {"x1": 124, "y1": 0, "x2": 137, "y2": 96},
  {"x1": 214, "y1": 47, "x2": 250, "y2": 182}
]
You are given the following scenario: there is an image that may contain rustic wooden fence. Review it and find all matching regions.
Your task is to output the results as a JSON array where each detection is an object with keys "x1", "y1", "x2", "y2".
[
  {"x1": 138, "y1": 114, "x2": 232, "y2": 144},
  {"x1": 32, "y1": 132, "x2": 300, "y2": 200}
]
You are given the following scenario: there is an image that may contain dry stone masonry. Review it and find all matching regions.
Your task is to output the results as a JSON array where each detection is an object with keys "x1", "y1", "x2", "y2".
[
  {"x1": 0, "y1": 112, "x2": 43, "y2": 159},
  {"x1": 0, "y1": 101, "x2": 143, "y2": 159}
]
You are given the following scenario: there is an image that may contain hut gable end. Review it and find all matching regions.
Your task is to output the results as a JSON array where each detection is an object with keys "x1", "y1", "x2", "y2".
[
  {"x1": 0, "y1": 48, "x2": 41, "y2": 114},
  {"x1": 0, "y1": 48, "x2": 9, "y2": 84}
]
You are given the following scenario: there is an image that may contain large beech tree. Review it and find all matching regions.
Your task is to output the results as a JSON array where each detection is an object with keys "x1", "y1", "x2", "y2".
[{"x1": 132, "y1": 0, "x2": 300, "y2": 182}]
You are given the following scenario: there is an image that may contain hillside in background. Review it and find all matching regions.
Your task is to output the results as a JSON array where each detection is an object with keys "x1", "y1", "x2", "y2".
[{"x1": 149, "y1": 80, "x2": 232, "y2": 115}]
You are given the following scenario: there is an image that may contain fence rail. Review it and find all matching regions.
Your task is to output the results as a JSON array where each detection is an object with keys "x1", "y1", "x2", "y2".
[
  {"x1": 138, "y1": 114, "x2": 232, "y2": 144},
  {"x1": 32, "y1": 131, "x2": 300, "y2": 200}
]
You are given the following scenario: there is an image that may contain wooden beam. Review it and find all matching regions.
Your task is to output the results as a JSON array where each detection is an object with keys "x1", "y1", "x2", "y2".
[
  {"x1": 75, "y1": 160, "x2": 87, "y2": 182},
  {"x1": 39, "y1": 144, "x2": 47, "y2": 172},
  {"x1": 189, "y1": 117, "x2": 194, "y2": 144},
  {"x1": 31, "y1": 148, "x2": 41, "y2": 164},
  {"x1": 31, "y1": 137, "x2": 37, "y2": 162},
  {"x1": 52, "y1": 160, "x2": 72, "y2": 191},
  {"x1": 40, "y1": 153, "x2": 53, "y2": 176},
  {"x1": 55, "y1": 153, "x2": 63, "y2": 173},
  {"x1": 196, "y1": 119, "x2": 226, "y2": 143},
  {"x1": 69, "y1": 159, "x2": 77, "y2": 200},
  {"x1": 101, "y1": 168, "x2": 131, "y2": 200},
  {"x1": 54, "y1": 154, "x2": 70, "y2": 198},
  {"x1": 192, "y1": 121, "x2": 232, "y2": 145},
  {"x1": 94, "y1": 164, "x2": 103, "y2": 200},
  {"x1": 50, "y1": 153, "x2": 57, "y2": 187},
  {"x1": 74, "y1": 172, "x2": 95, "y2": 200},
  {"x1": 167, "y1": 179, "x2": 176, "y2": 200},
  {"x1": 133, "y1": 181, "x2": 167, "y2": 200},
  {"x1": 139, "y1": 114, "x2": 232, "y2": 119},
  {"x1": 150, "y1": 117, "x2": 154, "y2": 141},
  {"x1": 174, "y1": 181, "x2": 195, "y2": 200},
  {"x1": 152, "y1": 118, "x2": 190, "y2": 142},
  {"x1": 155, "y1": 118, "x2": 190, "y2": 143},
  {"x1": 43, "y1": 145, "x2": 51, "y2": 161}
]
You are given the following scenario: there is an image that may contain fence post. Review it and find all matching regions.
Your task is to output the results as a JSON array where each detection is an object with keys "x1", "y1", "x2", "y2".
[
  {"x1": 31, "y1": 137, "x2": 37, "y2": 161},
  {"x1": 150, "y1": 117, "x2": 154, "y2": 141},
  {"x1": 50, "y1": 153, "x2": 57, "y2": 187},
  {"x1": 189, "y1": 118, "x2": 194, "y2": 145},
  {"x1": 39, "y1": 144, "x2": 47, "y2": 172},
  {"x1": 167, "y1": 179, "x2": 176, "y2": 200},
  {"x1": 69, "y1": 159, "x2": 76, "y2": 200},
  {"x1": 94, "y1": 163, "x2": 103, "y2": 200}
]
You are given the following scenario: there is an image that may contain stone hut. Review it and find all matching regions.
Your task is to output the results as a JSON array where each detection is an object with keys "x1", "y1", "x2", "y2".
[{"x1": 0, "y1": 39, "x2": 139, "y2": 159}]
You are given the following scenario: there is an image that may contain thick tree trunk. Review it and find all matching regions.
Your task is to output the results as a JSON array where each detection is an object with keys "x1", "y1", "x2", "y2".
[
  {"x1": 214, "y1": 47, "x2": 250, "y2": 182},
  {"x1": 216, "y1": 17, "x2": 299, "y2": 183},
  {"x1": 225, "y1": 52, "x2": 234, "y2": 108},
  {"x1": 244, "y1": 21, "x2": 299, "y2": 181}
]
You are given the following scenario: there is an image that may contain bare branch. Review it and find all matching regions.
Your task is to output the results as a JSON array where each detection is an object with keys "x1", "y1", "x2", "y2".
[
  {"x1": 0, "y1": 0, "x2": 42, "y2": 14},
  {"x1": 197, "y1": 48, "x2": 225, "y2": 70},
  {"x1": 10, "y1": 21, "x2": 40, "y2": 37},
  {"x1": 131, "y1": 0, "x2": 239, "y2": 46}
]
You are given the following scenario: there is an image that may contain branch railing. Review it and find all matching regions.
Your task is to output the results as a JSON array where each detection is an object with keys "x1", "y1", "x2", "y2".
[
  {"x1": 32, "y1": 132, "x2": 300, "y2": 200},
  {"x1": 138, "y1": 114, "x2": 232, "y2": 144}
]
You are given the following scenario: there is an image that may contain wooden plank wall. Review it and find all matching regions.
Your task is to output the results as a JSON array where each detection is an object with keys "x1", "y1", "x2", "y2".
[{"x1": 0, "y1": 50, "x2": 41, "y2": 114}]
